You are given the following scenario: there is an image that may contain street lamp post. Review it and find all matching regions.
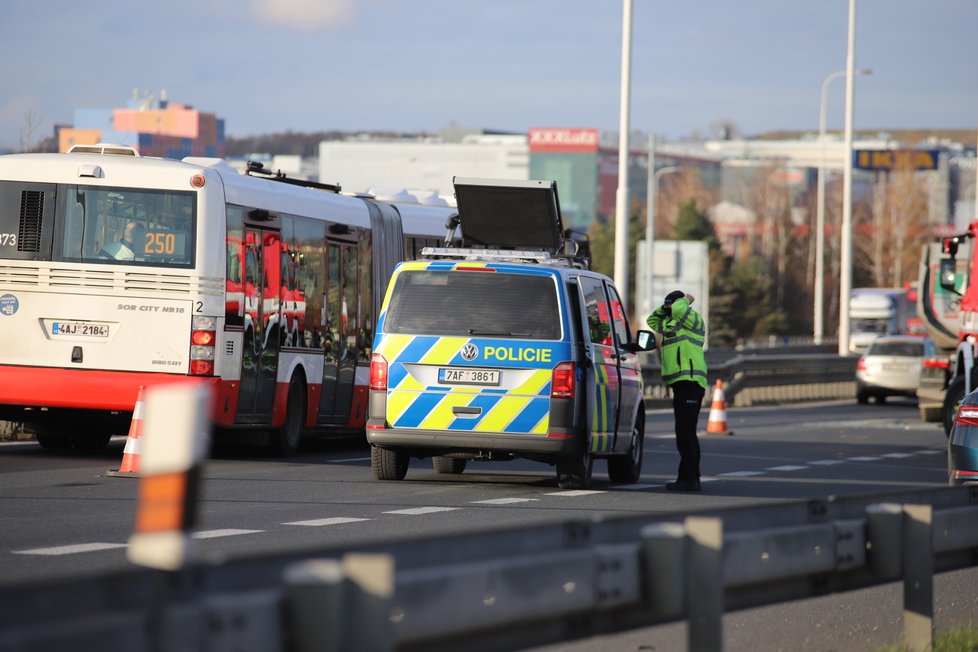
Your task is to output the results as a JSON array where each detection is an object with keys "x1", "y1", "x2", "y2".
[
  {"x1": 644, "y1": 158, "x2": 681, "y2": 316},
  {"x1": 814, "y1": 67, "x2": 870, "y2": 345}
]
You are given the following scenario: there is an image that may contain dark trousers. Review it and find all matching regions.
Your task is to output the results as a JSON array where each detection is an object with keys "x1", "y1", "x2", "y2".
[{"x1": 671, "y1": 380, "x2": 705, "y2": 482}]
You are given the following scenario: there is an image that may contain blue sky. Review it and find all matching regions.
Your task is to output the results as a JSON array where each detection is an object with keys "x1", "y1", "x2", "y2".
[{"x1": 2, "y1": 0, "x2": 976, "y2": 150}]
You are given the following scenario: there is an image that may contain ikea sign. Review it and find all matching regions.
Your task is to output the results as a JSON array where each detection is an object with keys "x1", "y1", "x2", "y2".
[{"x1": 853, "y1": 149, "x2": 940, "y2": 171}]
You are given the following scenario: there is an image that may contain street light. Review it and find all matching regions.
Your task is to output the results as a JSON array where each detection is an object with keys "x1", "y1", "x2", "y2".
[
  {"x1": 644, "y1": 158, "x2": 682, "y2": 316},
  {"x1": 814, "y1": 66, "x2": 871, "y2": 345}
]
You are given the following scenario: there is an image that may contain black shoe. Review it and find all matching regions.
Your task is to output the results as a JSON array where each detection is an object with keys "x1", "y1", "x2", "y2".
[{"x1": 665, "y1": 479, "x2": 701, "y2": 492}]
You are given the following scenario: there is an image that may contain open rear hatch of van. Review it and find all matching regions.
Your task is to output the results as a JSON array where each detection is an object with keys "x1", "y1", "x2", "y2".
[{"x1": 452, "y1": 177, "x2": 564, "y2": 251}]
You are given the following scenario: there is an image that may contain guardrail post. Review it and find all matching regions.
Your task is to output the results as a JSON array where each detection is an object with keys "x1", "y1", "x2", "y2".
[
  {"x1": 284, "y1": 559, "x2": 346, "y2": 652},
  {"x1": 641, "y1": 522, "x2": 686, "y2": 620},
  {"x1": 866, "y1": 503, "x2": 903, "y2": 579},
  {"x1": 685, "y1": 516, "x2": 724, "y2": 652},
  {"x1": 283, "y1": 554, "x2": 394, "y2": 652},
  {"x1": 902, "y1": 504, "x2": 934, "y2": 652}
]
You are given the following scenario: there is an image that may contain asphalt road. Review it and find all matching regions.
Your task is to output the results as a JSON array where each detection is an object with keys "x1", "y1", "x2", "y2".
[{"x1": 0, "y1": 397, "x2": 966, "y2": 651}]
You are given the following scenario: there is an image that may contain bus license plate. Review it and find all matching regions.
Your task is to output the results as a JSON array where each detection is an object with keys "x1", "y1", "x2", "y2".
[
  {"x1": 438, "y1": 368, "x2": 500, "y2": 386},
  {"x1": 51, "y1": 321, "x2": 110, "y2": 338}
]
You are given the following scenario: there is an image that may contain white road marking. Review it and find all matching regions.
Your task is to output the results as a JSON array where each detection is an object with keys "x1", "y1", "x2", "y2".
[
  {"x1": 384, "y1": 507, "x2": 460, "y2": 515},
  {"x1": 719, "y1": 470, "x2": 764, "y2": 477},
  {"x1": 809, "y1": 459, "x2": 846, "y2": 465},
  {"x1": 13, "y1": 542, "x2": 127, "y2": 556},
  {"x1": 283, "y1": 517, "x2": 371, "y2": 526},
  {"x1": 614, "y1": 483, "x2": 660, "y2": 490},
  {"x1": 767, "y1": 465, "x2": 808, "y2": 472},
  {"x1": 472, "y1": 498, "x2": 540, "y2": 504},
  {"x1": 192, "y1": 529, "x2": 264, "y2": 539},
  {"x1": 881, "y1": 453, "x2": 915, "y2": 459},
  {"x1": 334, "y1": 457, "x2": 371, "y2": 463},
  {"x1": 544, "y1": 490, "x2": 607, "y2": 497},
  {"x1": 914, "y1": 450, "x2": 944, "y2": 455},
  {"x1": 847, "y1": 456, "x2": 882, "y2": 462}
]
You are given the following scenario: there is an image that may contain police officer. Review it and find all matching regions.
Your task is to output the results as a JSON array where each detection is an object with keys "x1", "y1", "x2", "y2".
[{"x1": 647, "y1": 290, "x2": 708, "y2": 491}]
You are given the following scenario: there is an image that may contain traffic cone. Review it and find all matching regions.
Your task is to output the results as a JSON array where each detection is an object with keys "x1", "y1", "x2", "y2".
[
  {"x1": 106, "y1": 386, "x2": 146, "y2": 477},
  {"x1": 706, "y1": 379, "x2": 733, "y2": 436}
]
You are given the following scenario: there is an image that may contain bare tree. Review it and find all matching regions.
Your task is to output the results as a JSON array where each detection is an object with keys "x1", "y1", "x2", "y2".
[
  {"x1": 19, "y1": 109, "x2": 42, "y2": 153},
  {"x1": 854, "y1": 166, "x2": 929, "y2": 288}
]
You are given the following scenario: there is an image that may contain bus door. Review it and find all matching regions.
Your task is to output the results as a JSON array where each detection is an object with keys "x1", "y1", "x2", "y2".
[
  {"x1": 319, "y1": 241, "x2": 357, "y2": 421},
  {"x1": 239, "y1": 227, "x2": 281, "y2": 420}
]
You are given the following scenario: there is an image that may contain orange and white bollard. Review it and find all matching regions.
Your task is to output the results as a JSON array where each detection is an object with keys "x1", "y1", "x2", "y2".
[
  {"x1": 706, "y1": 379, "x2": 733, "y2": 436},
  {"x1": 127, "y1": 383, "x2": 212, "y2": 571}
]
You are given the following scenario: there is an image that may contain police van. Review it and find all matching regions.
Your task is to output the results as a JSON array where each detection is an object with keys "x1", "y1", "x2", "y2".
[{"x1": 366, "y1": 178, "x2": 655, "y2": 489}]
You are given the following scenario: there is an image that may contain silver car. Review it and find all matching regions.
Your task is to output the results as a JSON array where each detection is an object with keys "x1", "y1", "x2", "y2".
[{"x1": 856, "y1": 335, "x2": 927, "y2": 404}]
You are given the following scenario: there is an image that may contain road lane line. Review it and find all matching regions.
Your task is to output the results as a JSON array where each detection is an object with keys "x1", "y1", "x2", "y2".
[
  {"x1": 881, "y1": 453, "x2": 915, "y2": 458},
  {"x1": 913, "y1": 450, "x2": 944, "y2": 455},
  {"x1": 767, "y1": 465, "x2": 808, "y2": 472},
  {"x1": 472, "y1": 498, "x2": 540, "y2": 504},
  {"x1": 719, "y1": 471, "x2": 764, "y2": 477},
  {"x1": 384, "y1": 507, "x2": 460, "y2": 515},
  {"x1": 283, "y1": 517, "x2": 371, "y2": 526},
  {"x1": 13, "y1": 542, "x2": 127, "y2": 556},
  {"x1": 809, "y1": 459, "x2": 845, "y2": 465},
  {"x1": 334, "y1": 457, "x2": 371, "y2": 463},
  {"x1": 847, "y1": 456, "x2": 882, "y2": 462},
  {"x1": 192, "y1": 529, "x2": 264, "y2": 539},
  {"x1": 614, "y1": 483, "x2": 660, "y2": 490},
  {"x1": 544, "y1": 490, "x2": 607, "y2": 497}
]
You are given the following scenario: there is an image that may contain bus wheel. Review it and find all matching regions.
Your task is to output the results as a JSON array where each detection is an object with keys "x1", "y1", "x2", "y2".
[
  {"x1": 70, "y1": 430, "x2": 113, "y2": 450},
  {"x1": 557, "y1": 445, "x2": 593, "y2": 490},
  {"x1": 31, "y1": 425, "x2": 70, "y2": 449},
  {"x1": 433, "y1": 456, "x2": 467, "y2": 474},
  {"x1": 372, "y1": 445, "x2": 409, "y2": 480},
  {"x1": 608, "y1": 411, "x2": 644, "y2": 484},
  {"x1": 268, "y1": 377, "x2": 306, "y2": 457}
]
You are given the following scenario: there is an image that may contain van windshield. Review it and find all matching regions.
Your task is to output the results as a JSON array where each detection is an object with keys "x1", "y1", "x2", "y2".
[{"x1": 384, "y1": 270, "x2": 561, "y2": 340}]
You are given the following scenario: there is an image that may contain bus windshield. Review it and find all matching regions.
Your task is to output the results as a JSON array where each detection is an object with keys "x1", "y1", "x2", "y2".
[{"x1": 0, "y1": 181, "x2": 195, "y2": 268}]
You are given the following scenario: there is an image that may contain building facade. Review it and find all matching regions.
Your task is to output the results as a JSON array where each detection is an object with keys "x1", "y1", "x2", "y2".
[{"x1": 58, "y1": 91, "x2": 225, "y2": 159}]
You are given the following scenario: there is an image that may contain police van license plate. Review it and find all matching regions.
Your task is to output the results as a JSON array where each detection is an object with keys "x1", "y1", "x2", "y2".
[
  {"x1": 51, "y1": 321, "x2": 109, "y2": 337},
  {"x1": 438, "y1": 367, "x2": 500, "y2": 386}
]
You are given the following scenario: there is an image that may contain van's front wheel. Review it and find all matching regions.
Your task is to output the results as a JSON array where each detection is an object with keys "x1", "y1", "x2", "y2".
[
  {"x1": 608, "y1": 412, "x2": 644, "y2": 484},
  {"x1": 433, "y1": 456, "x2": 467, "y2": 474}
]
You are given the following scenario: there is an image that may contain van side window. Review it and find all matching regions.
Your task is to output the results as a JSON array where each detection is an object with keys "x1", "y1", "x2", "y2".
[
  {"x1": 580, "y1": 277, "x2": 613, "y2": 346},
  {"x1": 606, "y1": 284, "x2": 631, "y2": 347}
]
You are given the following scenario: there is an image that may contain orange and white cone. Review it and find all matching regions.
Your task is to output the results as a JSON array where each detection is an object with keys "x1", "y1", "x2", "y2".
[
  {"x1": 106, "y1": 386, "x2": 146, "y2": 477},
  {"x1": 706, "y1": 379, "x2": 733, "y2": 436}
]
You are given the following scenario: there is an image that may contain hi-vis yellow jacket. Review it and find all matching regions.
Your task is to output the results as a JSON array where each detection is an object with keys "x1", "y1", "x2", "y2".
[{"x1": 646, "y1": 297, "x2": 708, "y2": 390}]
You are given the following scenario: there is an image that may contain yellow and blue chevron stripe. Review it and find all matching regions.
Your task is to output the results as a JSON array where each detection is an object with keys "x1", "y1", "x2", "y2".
[{"x1": 377, "y1": 334, "x2": 566, "y2": 436}]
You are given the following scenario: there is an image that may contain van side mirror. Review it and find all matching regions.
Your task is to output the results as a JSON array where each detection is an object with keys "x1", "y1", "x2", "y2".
[
  {"x1": 625, "y1": 329, "x2": 656, "y2": 352},
  {"x1": 939, "y1": 258, "x2": 959, "y2": 293}
]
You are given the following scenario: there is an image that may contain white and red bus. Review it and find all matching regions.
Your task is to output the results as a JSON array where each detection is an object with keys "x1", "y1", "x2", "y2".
[{"x1": 0, "y1": 145, "x2": 454, "y2": 454}]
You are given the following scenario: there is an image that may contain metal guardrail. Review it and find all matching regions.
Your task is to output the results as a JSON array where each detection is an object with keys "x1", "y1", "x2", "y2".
[
  {"x1": 641, "y1": 353, "x2": 859, "y2": 406},
  {"x1": 0, "y1": 352, "x2": 858, "y2": 440},
  {"x1": 1, "y1": 486, "x2": 975, "y2": 652}
]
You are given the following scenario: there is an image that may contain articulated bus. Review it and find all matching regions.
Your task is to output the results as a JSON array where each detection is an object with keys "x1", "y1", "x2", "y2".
[{"x1": 0, "y1": 145, "x2": 455, "y2": 454}]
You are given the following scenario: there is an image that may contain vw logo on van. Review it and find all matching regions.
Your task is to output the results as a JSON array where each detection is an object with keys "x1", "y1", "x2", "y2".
[{"x1": 460, "y1": 343, "x2": 479, "y2": 361}]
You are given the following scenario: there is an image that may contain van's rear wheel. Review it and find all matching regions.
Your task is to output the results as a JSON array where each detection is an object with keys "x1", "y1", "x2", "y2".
[
  {"x1": 372, "y1": 445, "x2": 409, "y2": 480},
  {"x1": 268, "y1": 377, "x2": 305, "y2": 457},
  {"x1": 608, "y1": 412, "x2": 644, "y2": 484},
  {"x1": 433, "y1": 456, "x2": 467, "y2": 474},
  {"x1": 557, "y1": 447, "x2": 593, "y2": 490}
]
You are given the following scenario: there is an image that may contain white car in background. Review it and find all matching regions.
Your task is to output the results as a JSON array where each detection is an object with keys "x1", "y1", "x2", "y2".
[{"x1": 855, "y1": 335, "x2": 927, "y2": 404}]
